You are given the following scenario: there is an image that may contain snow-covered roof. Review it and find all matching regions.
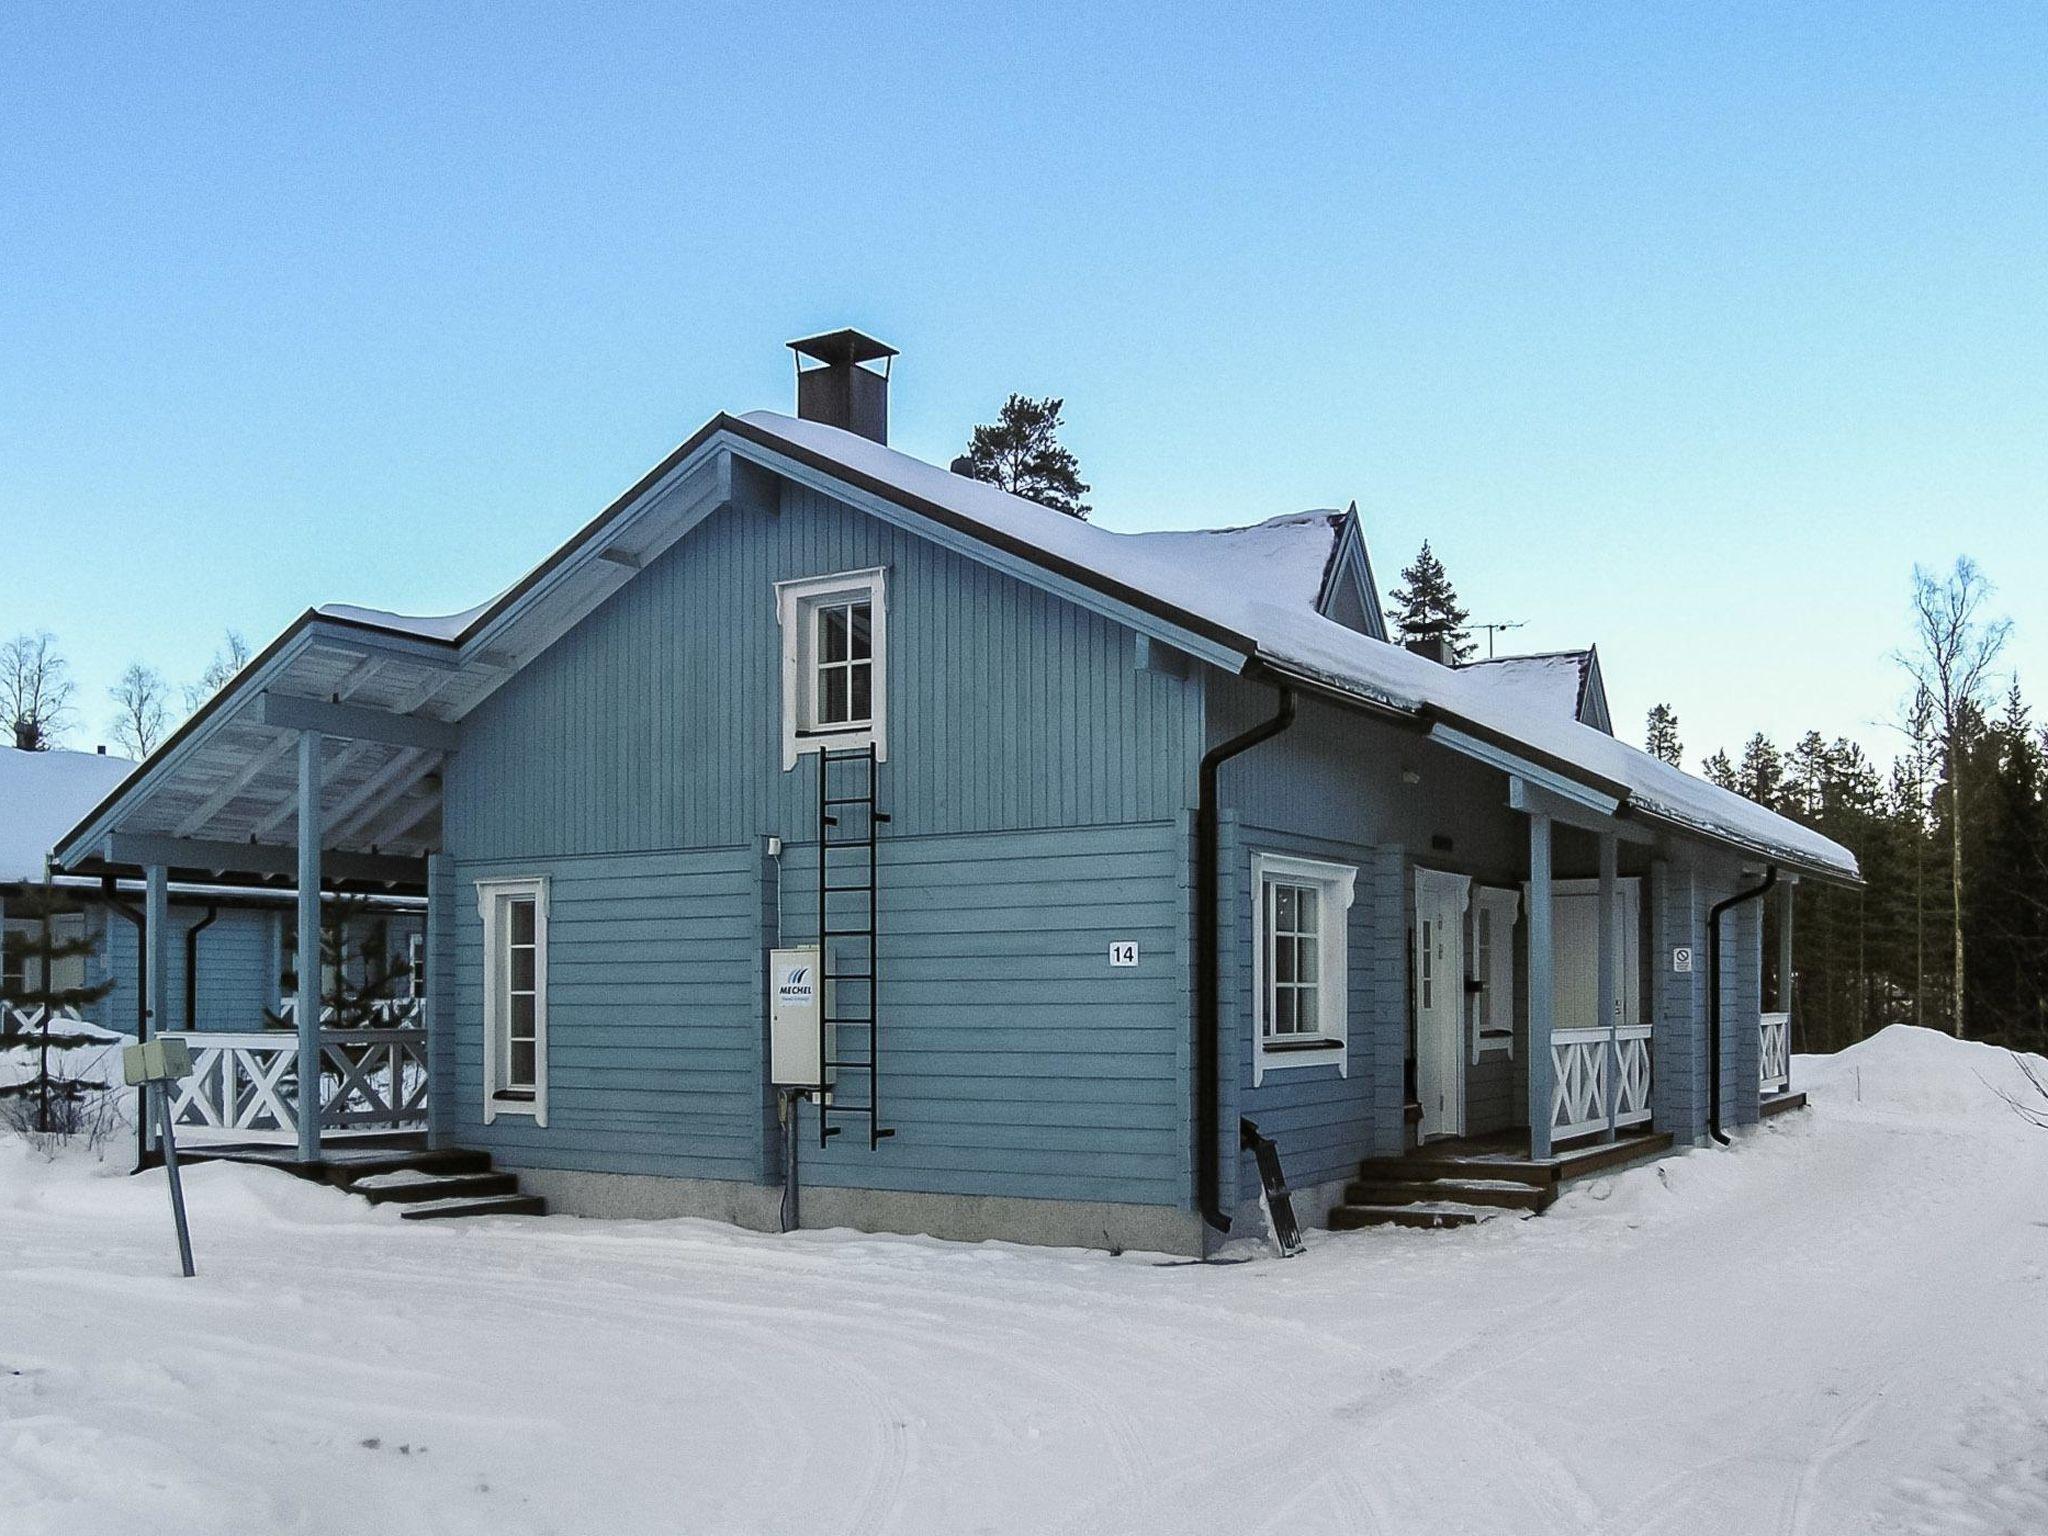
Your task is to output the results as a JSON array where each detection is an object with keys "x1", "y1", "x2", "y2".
[
  {"x1": 1, "y1": 747, "x2": 137, "y2": 883},
  {"x1": 1460, "y1": 650, "x2": 1607, "y2": 731},
  {"x1": 317, "y1": 598, "x2": 494, "y2": 642},
  {"x1": 730, "y1": 413, "x2": 1857, "y2": 879},
  {"x1": 56, "y1": 406, "x2": 1856, "y2": 885},
  {"x1": 1123, "y1": 512, "x2": 1346, "y2": 617}
]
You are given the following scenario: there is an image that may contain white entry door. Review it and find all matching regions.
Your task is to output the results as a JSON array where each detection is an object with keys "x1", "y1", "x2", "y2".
[{"x1": 1414, "y1": 869, "x2": 1471, "y2": 1140}]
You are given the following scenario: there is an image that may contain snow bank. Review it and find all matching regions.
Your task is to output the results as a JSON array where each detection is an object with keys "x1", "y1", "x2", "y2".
[
  {"x1": 6, "y1": 1022, "x2": 2047, "y2": 1534},
  {"x1": 1798, "y1": 1023, "x2": 2047, "y2": 1127}
]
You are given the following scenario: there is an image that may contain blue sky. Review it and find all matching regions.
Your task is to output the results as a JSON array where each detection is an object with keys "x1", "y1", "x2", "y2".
[{"x1": 3, "y1": 3, "x2": 2042, "y2": 769}]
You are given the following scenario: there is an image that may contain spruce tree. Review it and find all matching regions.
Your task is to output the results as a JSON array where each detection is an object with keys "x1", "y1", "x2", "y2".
[
  {"x1": 0, "y1": 878, "x2": 115, "y2": 1133},
  {"x1": 266, "y1": 894, "x2": 406, "y2": 1031},
  {"x1": 1386, "y1": 542, "x2": 1474, "y2": 662},
  {"x1": 1738, "y1": 733, "x2": 1784, "y2": 808},
  {"x1": 959, "y1": 396, "x2": 1091, "y2": 519},
  {"x1": 1645, "y1": 704, "x2": 1682, "y2": 765},
  {"x1": 1702, "y1": 750, "x2": 1737, "y2": 791}
]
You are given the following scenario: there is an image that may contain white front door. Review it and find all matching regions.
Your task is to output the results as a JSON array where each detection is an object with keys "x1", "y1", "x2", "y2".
[{"x1": 1414, "y1": 869, "x2": 1471, "y2": 1140}]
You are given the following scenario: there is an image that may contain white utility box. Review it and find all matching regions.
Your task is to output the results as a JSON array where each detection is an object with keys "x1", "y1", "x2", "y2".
[{"x1": 769, "y1": 947, "x2": 825, "y2": 1089}]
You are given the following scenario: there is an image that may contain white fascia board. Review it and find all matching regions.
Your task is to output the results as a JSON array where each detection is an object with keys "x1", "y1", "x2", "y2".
[
  {"x1": 1442, "y1": 725, "x2": 1622, "y2": 818},
  {"x1": 727, "y1": 438, "x2": 1253, "y2": 675}
]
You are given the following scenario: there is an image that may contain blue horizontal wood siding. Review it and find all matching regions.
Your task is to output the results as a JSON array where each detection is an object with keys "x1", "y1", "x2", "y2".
[
  {"x1": 781, "y1": 822, "x2": 1191, "y2": 1208},
  {"x1": 1221, "y1": 815, "x2": 1406, "y2": 1208},
  {"x1": 442, "y1": 846, "x2": 766, "y2": 1181}
]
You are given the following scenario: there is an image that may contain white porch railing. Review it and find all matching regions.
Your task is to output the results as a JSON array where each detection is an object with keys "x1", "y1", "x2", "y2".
[
  {"x1": 1551, "y1": 1024, "x2": 1654, "y2": 1142},
  {"x1": 1759, "y1": 1012, "x2": 1791, "y2": 1095},
  {"x1": 161, "y1": 1029, "x2": 428, "y2": 1144},
  {"x1": 274, "y1": 997, "x2": 426, "y2": 1028}
]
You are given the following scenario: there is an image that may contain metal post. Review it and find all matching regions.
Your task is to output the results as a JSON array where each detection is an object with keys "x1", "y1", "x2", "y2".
[
  {"x1": 780, "y1": 1089, "x2": 801, "y2": 1232},
  {"x1": 1599, "y1": 831, "x2": 1619, "y2": 1141},
  {"x1": 296, "y1": 731, "x2": 324, "y2": 1165},
  {"x1": 1526, "y1": 808, "x2": 1555, "y2": 1160},
  {"x1": 156, "y1": 1083, "x2": 196, "y2": 1277},
  {"x1": 142, "y1": 864, "x2": 169, "y2": 1157}
]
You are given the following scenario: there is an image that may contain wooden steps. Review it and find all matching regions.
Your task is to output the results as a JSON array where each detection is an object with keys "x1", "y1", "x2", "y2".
[
  {"x1": 179, "y1": 1136, "x2": 543, "y2": 1221},
  {"x1": 1760, "y1": 1090, "x2": 1808, "y2": 1120},
  {"x1": 1331, "y1": 1130, "x2": 1674, "y2": 1232}
]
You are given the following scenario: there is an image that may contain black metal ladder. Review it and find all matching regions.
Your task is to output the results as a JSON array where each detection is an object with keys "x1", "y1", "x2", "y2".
[{"x1": 816, "y1": 744, "x2": 893, "y2": 1149}]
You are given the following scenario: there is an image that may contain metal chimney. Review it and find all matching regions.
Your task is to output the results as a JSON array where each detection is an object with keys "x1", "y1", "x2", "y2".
[{"x1": 788, "y1": 329, "x2": 897, "y2": 445}]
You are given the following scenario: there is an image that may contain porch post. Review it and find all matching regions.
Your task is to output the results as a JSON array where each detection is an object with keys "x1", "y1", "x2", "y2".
[
  {"x1": 295, "y1": 731, "x2": 324, "y2": 1164},
  {"x1": 142, "y1": 863, "x2": 169, "y2": 1155},
  {"x1": 1599, "y1": 830, "x2": 1619, "y2": 1141},
  {"x1": 1526, "y1": 807, "x2": 1554, "y2": 1160}
]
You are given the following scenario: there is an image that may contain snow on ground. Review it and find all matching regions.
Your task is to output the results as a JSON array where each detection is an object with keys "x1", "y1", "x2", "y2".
[{"x1": 5, "y1": 1025, "x2": 2046, "y2": 1536}]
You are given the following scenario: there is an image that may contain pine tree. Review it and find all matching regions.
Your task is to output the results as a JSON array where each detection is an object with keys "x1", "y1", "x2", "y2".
[
  {"x1": 1645, "y1": 704, "x2": 1682, "y2": 765},
  {"x1": 1702, "y1": 750, "x2": 1737, "y2": 791},
  {"x1": 1386, "y1": 542, "x2": 1474, "y2": 662},
  {"x1": 959, "y1": 396, "x2": 1091, "y2": 519},
  {"x1": 0, "y1": 879, "x2": 115, "y2": 1133}
]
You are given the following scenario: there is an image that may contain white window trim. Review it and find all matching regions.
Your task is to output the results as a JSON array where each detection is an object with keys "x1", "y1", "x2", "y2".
[
  {"x1": 1470, "y1": 886, "x2": 1520, "y2": 1064},
  {"x1": 775, "y1": 567, "x2": 888, "y2": 771},
  {"x1": 476, "y1": 876, "x2": 549, "y2": 1127},
  {"x1": 1251, "y1": 851, "x2": 1357, "y2": 1087}
]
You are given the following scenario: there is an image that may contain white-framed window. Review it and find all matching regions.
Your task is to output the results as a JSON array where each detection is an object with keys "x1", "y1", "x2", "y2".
[
  {"x1": 476, "y1": 877, "x2": 549, "y2": 1125},
  {"x1": 1251, "y1": 851, "x2": 1357, "y2": 1086},
  {"x1": 406, "y1": 932, "x2": 426, "y2": 1000},
  {"x1": 775, "y1": 568, "x2": 888, "y2": 770},
  {"x1": 1471, "y1": 886, "x2": 1520, "y2": 1063}
]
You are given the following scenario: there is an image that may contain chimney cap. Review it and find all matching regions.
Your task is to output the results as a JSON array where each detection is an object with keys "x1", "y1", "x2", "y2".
[{"x1": 788, "y1": 328, "x2": 898, "y2": 369}]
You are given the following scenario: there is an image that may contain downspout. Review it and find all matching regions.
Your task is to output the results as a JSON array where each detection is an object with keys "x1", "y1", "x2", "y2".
[
  {"x1": 184, "y1": 903, "x2": 220, "y2": 1033},
  {"x1": 1707, "y1": 865, "x2": 1777, "y2": 1145},
  {"x1": 1196, "y1": 679, "x2": 1296, "y2": 1233}
]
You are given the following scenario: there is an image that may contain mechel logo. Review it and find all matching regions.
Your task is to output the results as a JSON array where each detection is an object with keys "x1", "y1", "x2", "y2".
[{"x1": 778, "y1": 966, "x2": 814, "y2": 1000}]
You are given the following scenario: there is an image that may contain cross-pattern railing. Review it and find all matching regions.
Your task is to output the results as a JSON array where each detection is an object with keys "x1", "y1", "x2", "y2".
[
  {"x1": 274, "y1": 997, "x2": 426, "y2": 1028},
  {"x1": 1551, "y1": 1024, "x2": 1654, "y2": 1142},
  {"x1": 1759, "y1": 1012, "x2": 1790, "y2": 1095},
  {"x1": 160, "y1": 1029, "x2": 428, "y2": 1143}
]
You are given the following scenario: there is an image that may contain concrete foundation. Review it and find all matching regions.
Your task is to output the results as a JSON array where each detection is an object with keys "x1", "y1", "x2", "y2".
[{"x1": 507, "y1": 1165, "x2": 1205, "y2": 1256}]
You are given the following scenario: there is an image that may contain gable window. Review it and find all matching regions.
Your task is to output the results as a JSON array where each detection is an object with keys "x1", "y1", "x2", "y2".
[
  {"x1": 476, "y1": 877, "x2": 548, "y2": 1125},
  {"x1": 776, "y1": 568, "x2": 888, "y2": 769},
  {"x1": 1251, "y1": 851, "x2": 1357, "y2": 1086}
]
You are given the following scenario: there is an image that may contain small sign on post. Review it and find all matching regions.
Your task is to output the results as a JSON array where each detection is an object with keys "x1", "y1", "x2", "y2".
[
  {"x1": 1672, "y1": 946, "x2": 1694, "y2": 974},
  {"x1": 123, "y1": 1037, "x2": 196, "y2": 1278}
]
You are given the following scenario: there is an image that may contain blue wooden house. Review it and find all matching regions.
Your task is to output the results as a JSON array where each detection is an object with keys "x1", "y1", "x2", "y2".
[{"x1": 54, "y1": 331, "x2": 1854, "y2": 1248}]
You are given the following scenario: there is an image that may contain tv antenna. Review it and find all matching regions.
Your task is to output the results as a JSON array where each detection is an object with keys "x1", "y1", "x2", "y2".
[{"x1": 1473, "y1": 620, "x2": 1526, "y2": 659}]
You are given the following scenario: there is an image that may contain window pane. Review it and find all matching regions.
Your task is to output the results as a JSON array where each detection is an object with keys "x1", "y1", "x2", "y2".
[
  {"x1": 1297, "y1": 886, "x2": 1319, "y2": 931},
  {"x1": 510, "y1": 992, "x2": 536, "y2": 1043},
  {"x1": 849, "y1": 660, "x2": 872, "y2": 722},
  {"x1": 1298, "y1": 934, "x2": 1317, "y2": 975},
  {"x1": 510, "y1": 946, "x2": 535, "y2": 992},
  {"x1": 820, "y1": 603, "x2": 848, "y2": 663},
  {"x1": 1298, "y1": 981, "x2": 1319, "y2": 1031},
  {"x1": 509, "y1": 1040, "x2": 536, "y2": 1087},
  {"x1": 510, "y1": 899, "x2": 535, "y2": 946},
  {"x1": 1275, "y1": 986, "x2": 1296, "y2": 1034},
  {"x1": 1275, "y1": 884, "x2": 1296, "y2": 931},
  {"x1": 1275, "y1": 934, "x2": 1295, "y2": 984},
  {"x1": 821, "y1": 666, "x2": 849, "y2": 724},
  {"x1": 849, "y1": 601, "x2": 872, "y2": 660}
]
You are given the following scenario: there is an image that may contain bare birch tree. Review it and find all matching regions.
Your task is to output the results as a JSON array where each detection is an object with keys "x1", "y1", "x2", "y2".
[
  {"x1": 109, "y1": 662, "x2": 172, "y2": 757},
  {"x1": 1896, "y1": 558, "x2": 2010, "y2": 1037}
]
